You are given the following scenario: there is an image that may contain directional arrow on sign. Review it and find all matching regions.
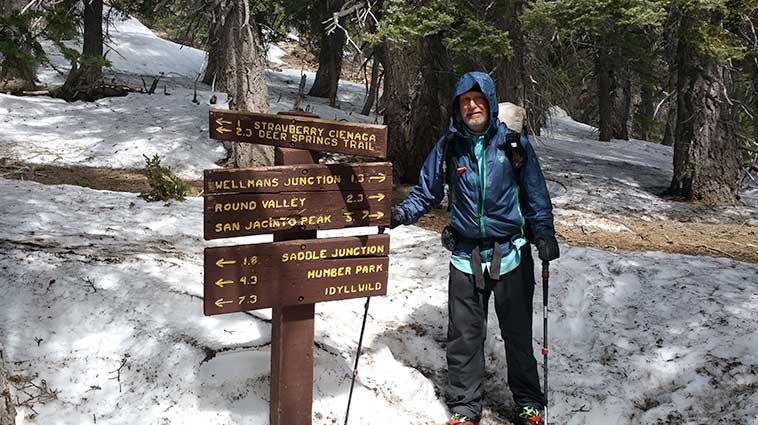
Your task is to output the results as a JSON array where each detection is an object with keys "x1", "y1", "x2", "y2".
[
  {"x1": 368, "y1": 193, "x2": 385, "y2": 202},
  {"x1": 361, "y1": 210, "x2": 384, "y2": 220},
  {"x1": 214, "y1": 298, "x2": 233, "y2": 308},
  {"x1": 216, "y1": 258, "x2": 236, "y2": 268},
  {"x1": 368, "y1": 173, "x2": 386, "y2": 182},
  {"x1": 215, "y1": 278, "x2": 234, "y2": 288},
  {"x1": 216, "y1": 117, "x2": 233, "y2": 134}
]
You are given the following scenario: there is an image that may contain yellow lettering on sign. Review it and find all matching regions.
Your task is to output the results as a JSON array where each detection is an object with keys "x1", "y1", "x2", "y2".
[
  {"x1": 260, "y1": 197, "x2": 306, "y2": 209},
  {"x1": 323, "y1": 282, "x2": 383, "y2": 296},
  {"x1": 290, "y1": 134, "x2": 339, "y2": 147},
  {"x1": 281, "y1": 249, "x2": 327, "y2": 263},
  {"x1": 214, "y1": 200, "x2": 257, "y2": 212},
  {"x1": 241, "y1": 215, "x2": 331, "y2": 231},
  {"x1": 355, "y1": 263, "x2": 383, "y2": 274},
  {"x1": 282, "y1": 175, "x2": 342, "y2": 187},
  {"x1": 345, "y1": 193, "x2": 364, "y2": 204},
  {"x1": 237, "y1": 294, "x2": 258, "y2": 305},
  {"x1": 343, "y1": 138, "x2": 376, "y2": 152},
  {"x1": 307, "y1": 266, "x2": 352, "y2": 279},
  {"x1": 239, "y1": 275, "x2": 258, "y2": 285},
  {"x1": 215, "y1": 222, "x2": 241, "y2": 233},
  {"x1": 212, "y1": 178, "x2": 279, "y2": 191},
  {"x1": 329, "y1": 244, "x2": 385, "y2": 258}
]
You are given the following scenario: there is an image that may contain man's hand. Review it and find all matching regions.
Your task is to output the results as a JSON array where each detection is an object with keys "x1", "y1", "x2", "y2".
[
  {"x1": 535, "y1": 235, "x2": 560, "y2": 262},
  {"x1": 389, "y1": 206, "x2": 405, "y2": 229}
]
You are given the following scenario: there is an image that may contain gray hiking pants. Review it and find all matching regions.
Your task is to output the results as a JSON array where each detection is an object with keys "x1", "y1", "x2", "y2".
[{"x1": 446, "y1": 245, "x2": 545, "y2": 420}]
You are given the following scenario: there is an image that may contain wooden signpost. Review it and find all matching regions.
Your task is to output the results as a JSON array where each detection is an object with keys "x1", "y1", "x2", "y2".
[{"x1": 204, "y1": 110, "x2": 391, "y2": 425}]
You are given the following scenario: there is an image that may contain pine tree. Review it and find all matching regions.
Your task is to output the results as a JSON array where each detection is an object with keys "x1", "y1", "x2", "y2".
[
  {"x1": 524, "y1": 0, "x2": 666, "y2": 141},
  {"x1": 209, "y1": 0, "x2": 275, "y2": 167},
  {"x1": 307, "y1": 0, "x2": 347, "y2": 107},
  {"x1": 667, "y1": 0, "x2": 747, "y2": 204},
  {"x1": 0, "y1": 0, "x2": 41, "y2": 92},
  {"x1": 57, "y1": 0, "x2": 106, "y2": 101}
]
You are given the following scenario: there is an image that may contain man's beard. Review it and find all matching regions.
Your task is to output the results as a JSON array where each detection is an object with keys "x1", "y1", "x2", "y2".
[{"x1": 463, "y1": 114, "x2": 488, "y2": 133}]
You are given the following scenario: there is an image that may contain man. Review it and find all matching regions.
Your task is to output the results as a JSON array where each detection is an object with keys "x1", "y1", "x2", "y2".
[{"x1": 390, "y1": 72, "x2": 559, "y2": 425}]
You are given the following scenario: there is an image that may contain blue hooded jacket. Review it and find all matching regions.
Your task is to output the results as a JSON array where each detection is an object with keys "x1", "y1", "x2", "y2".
[{"x1": 396, "y1": 72, "x2": 555, "y2": 257}]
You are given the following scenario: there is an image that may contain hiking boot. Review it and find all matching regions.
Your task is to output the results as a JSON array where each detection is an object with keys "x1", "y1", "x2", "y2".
[
  {"x1": 513, "y1": 405, "x2": 544, "y2": 425},
  {"x1": 448, "y1": 412, "x2": 480, "y2": 425}
]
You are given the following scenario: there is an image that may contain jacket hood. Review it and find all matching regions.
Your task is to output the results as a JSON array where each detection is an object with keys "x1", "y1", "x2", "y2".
[{"x1": 449, "y1": 71, "x2": 500, "y2": 137}]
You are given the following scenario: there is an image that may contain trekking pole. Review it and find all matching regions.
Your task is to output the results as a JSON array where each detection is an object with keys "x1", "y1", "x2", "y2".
[
  {"x1": 344, "y1": 296, "x2": 370, "y2": 425},
  {"x1": 345, "y1": 226, "x2": 384, "y2": 425},
  {"x1": 541, "y1": 261, "x2": 550, "y2": 425}
]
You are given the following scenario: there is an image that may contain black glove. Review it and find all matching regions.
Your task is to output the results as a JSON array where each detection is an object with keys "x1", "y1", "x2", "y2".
[
  {"x1": 389, "y1": 206, "x2": 405, "y2": 229},
  {"x1": 535, "y1": 235, "x2": 560, "y2": 262}
]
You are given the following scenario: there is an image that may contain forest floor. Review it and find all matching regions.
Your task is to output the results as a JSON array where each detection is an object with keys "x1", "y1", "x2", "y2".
[{"x1": 3, "y1": 157, "x2": 756, "y2": 263}]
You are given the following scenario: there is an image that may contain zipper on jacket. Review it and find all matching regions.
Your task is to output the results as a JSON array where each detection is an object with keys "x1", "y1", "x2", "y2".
[{"x1": 472, "y1": 135, "x2": 486, "y2": 238}]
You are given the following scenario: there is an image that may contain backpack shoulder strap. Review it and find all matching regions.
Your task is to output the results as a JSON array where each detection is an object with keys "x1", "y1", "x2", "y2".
[{"x1": 441, "y1": 132, "x2": 458, "y2": 212}]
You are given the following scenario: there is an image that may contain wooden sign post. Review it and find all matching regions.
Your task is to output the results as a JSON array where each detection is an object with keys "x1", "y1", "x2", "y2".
[{"x1": 204, "y1": 111, "x2": 391, "y2": 425}]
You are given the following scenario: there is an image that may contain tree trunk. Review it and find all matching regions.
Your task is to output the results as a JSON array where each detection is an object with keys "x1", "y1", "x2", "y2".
[
  {"x1": 0, "y1": 0, "x2": 39, "y2": 92},
  {"x1": 662, "y1": 4, "x2": 681, "y2": 147},
  {"x1": 495, "y1": 0, "x2": 524, "y2": 105},
  {"x1": 384, "y1": 36, "x2": 455, "y2": 183},
  {"x1": 662, "y1": 71, "x2": 677, "y2": 146},
  {"x1": 668, "y1": 10, "x2": 742, "y2": 205},
  {"x1": 360, "y1": 49, "x2": 382, "y2": 116},
  {"x1": 56, "y1": 0, "x2": 104, "y2": 101},
  {"x1": 634, "y1": 81, "x2": 656, "y2": 141},
  {"x1": 596, "y1": 52, "x2": 613, "y2": 141},
  {"x1": 203, "y1": 14, "x2": 225, "y2": 88},
  {"x1": 596, "y1": 51, "x2": 630, "y2": 141},
  {"x1": 0, "y1": 350, "x2": 14, "y2": 425},
  {"x1": 610, "y1": 69, "x2": 631, "y2": 140},
  {"x1": 494, "y1": 0, "x2": 545, "y2": 134},
  {"x1": 213, "y1": 0, "x2": 274, "y2": 167},
  {"x1": 307, "y1": 0, "x2": 346, "y2": 107},
  {"x1": 141, "y1": 0, "x2": 155, "y2": 25},
  {"x1": 752, "y1": 58, "x2": 758, "y2": 143}
]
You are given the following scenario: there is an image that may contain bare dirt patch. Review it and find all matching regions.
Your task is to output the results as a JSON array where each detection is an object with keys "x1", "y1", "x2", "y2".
[{"x1": 0, "y1": 159, "x2": 203, "y2": 196}]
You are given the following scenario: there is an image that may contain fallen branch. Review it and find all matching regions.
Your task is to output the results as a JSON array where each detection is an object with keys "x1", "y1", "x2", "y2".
[{"x1": 108, "y1": 355, "x2": 130, "y2": 393}]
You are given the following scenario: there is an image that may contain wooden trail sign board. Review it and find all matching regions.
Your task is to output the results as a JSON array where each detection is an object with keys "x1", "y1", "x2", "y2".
[
  {"x1": 203, "y1": 234, "x2": 390, "y2": 316},
  {"x1": 204, "y1": 109, "x2": 394, "y2": 425},
  {"x1": 209, "y1": 109, "x2": 388, "y2": 158},
  {"x1": 203, "y1": 162, "x2": 392, "y2": 240}
]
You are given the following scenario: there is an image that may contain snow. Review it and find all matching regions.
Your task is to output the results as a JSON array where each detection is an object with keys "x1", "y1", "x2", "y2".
[
  {"x1": 1, "y1": 12, "x2": 758, "y2": 425},
  {"x1": 540, "y1": 107, "x2": 758, "y2": 225}
]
